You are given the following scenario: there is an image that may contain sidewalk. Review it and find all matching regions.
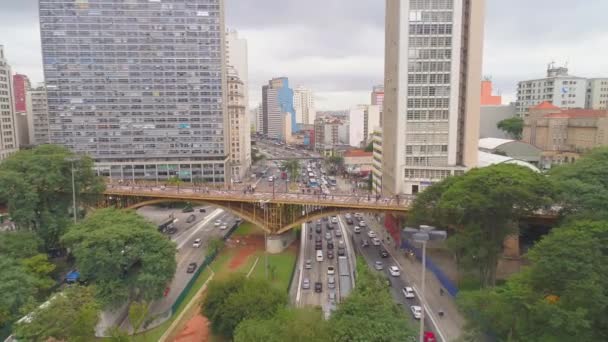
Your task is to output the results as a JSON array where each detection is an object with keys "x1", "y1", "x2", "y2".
[{"x1": 370, "y1": 218, "x2": 465, "y2": 341}]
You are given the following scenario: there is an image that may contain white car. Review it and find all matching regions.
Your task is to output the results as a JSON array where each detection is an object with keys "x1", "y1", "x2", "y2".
[
  {"x1": 372, "y1": 237, "x2": 381, "y2": 246},
  {"x1": 305, "y1": 259, "x2": 312, "y2": 269},
  {"x1": 374, "y1": 261, "x2": 383, "y2": 270},
  {"x1": 367, "y1": 230, "x2": 377, "y2": 238},
  {"x1": 345, "y1": 213, "x2": 352, "y2": 219},
  {"x1": 354, "y1": 213, "x2": 363, "y2": 219},
  {"x1": 214, "y1": 220, "x2": 221, "y2": 227},
  {"x1": 353, "y1": 226, "x2": 361, "y2": 234},
  {"x1": 402, "y1": 287, "x2": 415, "y2": 299},
  {"x1": 389, "y1": 266, "x2": 400, "y2": 277},
  {"x1": 359, "y1": 220, "x2": 367, "y2": 227},
  {"x1": 410, "y1": 305, "x2": 422, "y2": 319},
  {"x1": 268, "y1": 176, "x2": 274, "y2": 182},
  {"x1": 331, "y1": 216, "x2": 338, "y2": 223},
  {"x1": 327, "y1": 266, "x2": 335, "y2": 275},
  {"x1": 220, "y1": 224, "x2": 228, "y2": 230},
  {"x1": 192, "y1": 238, "x2": 202, "y2": 248}
]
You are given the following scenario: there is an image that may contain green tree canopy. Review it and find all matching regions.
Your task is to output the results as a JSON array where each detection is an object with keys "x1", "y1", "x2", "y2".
[
  {"x1": 458, "y1": 220, "x2": 608, "y2": 341},
  {"x1": 202, "y1": 274, "x2": 286, "y2": 338},
  {"x1": 0, "y1": 232, "x2": 43, "y2": 260},
  {"x1": 62, "y1": 208, "x2": 176, "y2": 307},
  {"x1": 0, "y1": 145, "x2": 105, "y2": 249},
  {"x1": 13, "y1": 285, "x2": 100, "y2": 342},
  {"x1": 0, "y1": 258, "x2": 38, "y2": 327},
  {"x1": 549, "y1": 147, "x2": 608, "y2": 220},
  {"x1": 410, "y1": 164, "x2": 554, "y2": 287},
  {"x1": 234, "y1": 308, "x2": 330, "y2": 342},
  {"x1": 282, "y1": 159, "x2": 300, "y2": 182},
  {"x1": 329, "y1": 258, "x2": 415, "y2": 341},
  {"x1": 497, "y1": 117, "x2": 524, "y2": 140}
]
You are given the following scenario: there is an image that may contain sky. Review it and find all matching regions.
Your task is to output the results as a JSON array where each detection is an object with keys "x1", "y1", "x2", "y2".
[{"x1": 1, "y1": 0, "x2": 607, "y2": 110}]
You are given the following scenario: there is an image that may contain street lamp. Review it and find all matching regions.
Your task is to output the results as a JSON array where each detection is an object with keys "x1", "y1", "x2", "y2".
[
  {"x1": 65, "y1": 156, "x2": 81, "y2": 223},
  {"x1": 403, "y1": 225, "x2": 447, "y2": 342}
]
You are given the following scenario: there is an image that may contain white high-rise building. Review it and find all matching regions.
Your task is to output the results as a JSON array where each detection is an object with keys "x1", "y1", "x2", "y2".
[
  {"x1": 227, "y1": 69, "x2": 251, "y2": 181},
  {"x1": 586, "y1": 78, "x2": 608, "y2": 110},
  {"x1": 254, "y1": 103, "x2": 263, "y2": 134},
  {"x1": 293, "y1": 86, "x2": 316, "y2": 125},
  {"x1": 382, "y1": 0, "x2": 485, "y2": 195},
  {"x1": 27, "y1": 85, "x2": 50, "y2": 145},
  {"x1": 226, "y1": 30, "x2": 249, "y2": 121},
  {"x1": 0, "y1": 45, "x2": 19, "y2": 160},
  {"x1": 348, "y1": 104, "x2": 380, "y2": 148},
  {"x1": 516, "y1": 64, "x2": 587, "y2": 117}
]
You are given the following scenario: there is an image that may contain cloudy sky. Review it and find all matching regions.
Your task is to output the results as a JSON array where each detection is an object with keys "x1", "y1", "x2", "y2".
[{"x1": 1, "y1": 0, "x2": 607, "y2": 109}]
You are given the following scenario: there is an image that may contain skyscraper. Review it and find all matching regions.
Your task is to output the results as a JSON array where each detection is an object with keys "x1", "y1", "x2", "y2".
[
  {"x1": 0, "y1": 45, "x2": 19, "y2": 160},
  {"x1": 27, "y1": 85, "x2": 50, "y2": 145},
  {"x1": 13, "y1": 74, "x2": 32, "y2": 146},
  {"x1": 39, "y1": 0, "x2": 228, "y2": 183},
  {"x1": 382, "y1": 0, "x2": 485, "y2": 195},
  {"x1": 226, "y1": 68, "x2": 251, "y2": 181},
  {"x1": 262, "y1": 77, "x2": 295, "y2": 140},
  {"x1": 293, "y1": 86, "x2": 316, "y2": 125},
  {"x1": 349, "y1": 104, "x2": 380, "y2": 148}
]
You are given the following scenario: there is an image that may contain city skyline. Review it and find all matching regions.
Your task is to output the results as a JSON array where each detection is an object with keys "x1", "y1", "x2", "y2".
[{"x1": 1, "y1": 0, "x2": 607, "y2": 110}]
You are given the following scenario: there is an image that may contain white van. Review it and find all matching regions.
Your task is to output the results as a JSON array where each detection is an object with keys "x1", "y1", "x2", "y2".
[{"x1": 316, "y1": 250, "x2": 324, "y2": 262}]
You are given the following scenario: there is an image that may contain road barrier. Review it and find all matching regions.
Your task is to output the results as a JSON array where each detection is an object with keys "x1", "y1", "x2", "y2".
[{"x1": 400, "y1": 240, "x2": 459, "y2": 297}]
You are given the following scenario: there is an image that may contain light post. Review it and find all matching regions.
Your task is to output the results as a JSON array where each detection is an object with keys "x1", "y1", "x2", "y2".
[
  {"x1": 403, "y1": 225, "x2": 447, "y2": 342},
  {"x1": 65, "y1": 156, "x2": 81, "y2": 223}
]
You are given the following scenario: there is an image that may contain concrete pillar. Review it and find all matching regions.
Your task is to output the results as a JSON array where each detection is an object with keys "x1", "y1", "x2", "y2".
[
  {"x1": 266, "y1": 230, "x2": 297, "y2": 254},
  {"x1": 503, "y1": 232, "x2": 520, "y2": 259}
]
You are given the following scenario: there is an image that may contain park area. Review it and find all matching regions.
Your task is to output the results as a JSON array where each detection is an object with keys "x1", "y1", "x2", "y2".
[{"x1": 167, "y1": 222, "x2": 297, "y2": 342}]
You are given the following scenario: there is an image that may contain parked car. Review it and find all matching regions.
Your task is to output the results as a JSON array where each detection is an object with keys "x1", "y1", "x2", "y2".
[
  {"x1": 410, "y1": 305, "x2": 422, "y2": 319},
  {"x1": 389, "y1": 266, "x2": 400, "y2": 276},
  {"x1": 186, "y1": 262, "x2": 197, "y2": 273},
  {"x1": 402, "y1": 286, "x2": 415, "y2": 299},
  {"x1": 315, "y1": 282, "x2": 323, "y2": 293},
  {"x1": 302, "y1": 278, "x2": 310, "y2": 289},
  {"x1": 192, "y1": 238, "x2": 202, "y2": 248}
]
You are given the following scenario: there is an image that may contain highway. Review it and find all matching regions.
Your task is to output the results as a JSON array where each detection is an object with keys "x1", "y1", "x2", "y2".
[{"x1": 343, "y1": 212, "x2": 442, "y2": 339}]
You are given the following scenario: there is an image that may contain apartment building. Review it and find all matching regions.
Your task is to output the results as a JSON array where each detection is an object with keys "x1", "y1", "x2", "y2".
[
  {"x1": 382, "y1": 0, "x2": 485, "y2": 195},
  {"x1": 314, "y1": 117, "x2": 348, "y2": 154},
  {"x1": 293, "y1": 86, "x2": 316, "y2": 125},
  {"x1": 39, "y1": 0, "x2": 228, "y2": 183},
  {"x1": 227, "y1": 70, "x2": 251, "y2": 181},
  {"x1": 586, "y1": 78, "x2": 608, "y2": 110},
  {"x1": 348, "y1": 104, "x2": 380, "y2": 148},
  {"x1": 0, "y1": 46, "x2": 19, "y2": 160},
  {"x1": 27, "y1": 86, "x2": 50, "y2": 145}
]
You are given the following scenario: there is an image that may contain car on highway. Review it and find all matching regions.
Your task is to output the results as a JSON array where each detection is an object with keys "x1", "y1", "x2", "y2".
[
  {"x1": 192, "y1": 238, "x2": 202, "y2": 248},
  {"x1": 331, "y1": 216, "x2": 338, "y2": 223},
  {"x1": 353, "y1": 225, "x2": 361, "y2": 233},
  {"x1": 328, "y1": 291, "x2": 336, "y2": 304},
  {"x1": 410, "y1": 305, "x2": 422, "y2": 319},
  {"x1": 361, "y1": 239, "x2": 369, "y2": 247},
  {"x1": 389, "y1": 266, "x2": 400, "y2": 276},
  {"x1": 220, "y1": 224, "x2": 228, "y2": 230},
  {"x1": 346, "y1": 218, "x2": 354, "y2": 225},
  {"x1": 316, "y1": 250, "x2": 324, "y2": 262},
  {"x1": 186, "y1": 262, "x2": 197, "y2": 273},
  {"x1": 214, "y1": 220, "x2": 221, "y2": 227},
  {"x1": 302, "y1": 278, "x2": 310, "y2": 289},
  {"x1": 359, "y1": 220, "x2": 367, "y2": 227},
  {"x1": 367, "y1": 230, "x2": 377, "y2": 238},
  {"x1": 268, "y1": 176, "x2": 274, "y2": 182},
  {"x1": 325, "y1": 232, "x2": 332, "y2": 240},
  {"x1": 304, "y1": 259, "x2": 313, "y2": 269},
  {"x1": 315, "y1": 225, "x2": 322, "y2": 234},
  {"x1": 372, "y1": 238, "x2": 381, "y2": 246},
  {"x1": 322, "y1": 216, "x2": 329, "y2": 222},
  {"x1": 328, "y1": 275, "x2": 335, "y2": 289},
  {"x1": 402, "y1": 286, "x2": 415, "y2": 299},
  {"x1": 199, "y1": 208, "x2": 206, "y2": 213},
  {"x1": 345, "y1": 213, "x2": 352, "y2": 219},
  {"x1": 315, "y1": 282, "x2": 323, "y2": 293},
  {"x1": 182, "y1": 206, "x2": 194, "y2": 213},
  {"x1": 380, "y1": 249, "x2": 389, "y2": 258},
  {"x1": 335, "y1": 229, "x2": 342, "y2": 238},
  {"x1": 374, "y1": 261, "x2": 384, "y2": 270},
  {"x1": 186, "y1": 214, "x2": 196, "y2": 223},
  {"x1": 337, "y1": 247, "x2": 345, "y2": 256},
  {"x1": 327, "y1": 266, "x2": 335, "y2": 275},
  {"x1": 327, "y1": 241, "x2": 334, "y2": 249},
  {"x1": 327, "y1": 249, "x2": 334, "y2": 259}
]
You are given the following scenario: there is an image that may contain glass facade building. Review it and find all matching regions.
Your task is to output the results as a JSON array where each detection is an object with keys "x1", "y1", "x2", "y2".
[{"x1": 38, "y1": 0, "x2": 228, "y2": 183}]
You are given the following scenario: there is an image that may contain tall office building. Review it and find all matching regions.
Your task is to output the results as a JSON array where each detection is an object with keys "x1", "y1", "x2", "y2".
[
  {"x1": 13, "y1": 74, "x2": 32, "y2": 146},
  {"x1": 262, "y1": 77, "x2": 295, "y2": 140},
  {"x1": 382, "y1": 0, "x2": 485, "y2": 195},
  {"x1": 0, "y1": 46, "x2": 19, "y2": 160},
  {"x1": 371, "y1": 85, "x2": 384, "y2": 108},
  {"x1": 39, "y1": 0, "x2": 228, "y2": 183},
  {"x1": 28, "y1": 85, "x2": 50, "y2": 145},
  {"x1": 349, "y1": 104, "x2": 380, "y2": 148},
  {"x1": 293, "y1": 86, "x2": 316, "y2": 125},
  {"x1": 226, "y1": 30, "x2": 249, "y2": 120},
  {"x1": 254, "y1": 103, "x2": 263, "y2": 134},
  {"x1": 586, "y1": 78, "x2": 608, "y2": 110},
  {"x1": 226, "y1": 69, "x2": 251, "y2": 181}
]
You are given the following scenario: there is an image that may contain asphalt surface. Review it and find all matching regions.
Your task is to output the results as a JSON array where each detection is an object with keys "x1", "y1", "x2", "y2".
[{"x1": 344, "y1": 212, "x2": 438, "y2": 336}]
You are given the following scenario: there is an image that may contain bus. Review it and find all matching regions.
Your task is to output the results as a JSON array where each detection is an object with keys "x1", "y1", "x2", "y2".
[
  {"x1": 328, "y1": 176, "x2": 337, "y2": 187},
  {"x1": 308, "y1": 178, "x2": 319, "y2": 188}
]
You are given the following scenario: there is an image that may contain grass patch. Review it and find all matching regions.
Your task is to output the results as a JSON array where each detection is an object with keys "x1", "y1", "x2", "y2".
[
  {"x1": 232, "y1": 222, "x2": 263, "y2": 236},
  {"x1": 249, "y1": 250, "x2": 297, "y2": 291}
]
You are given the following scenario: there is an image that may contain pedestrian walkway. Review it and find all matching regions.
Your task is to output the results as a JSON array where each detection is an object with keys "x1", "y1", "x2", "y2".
[{"x1": 368, "y1": 218, "x2": 464, "y2": 341}]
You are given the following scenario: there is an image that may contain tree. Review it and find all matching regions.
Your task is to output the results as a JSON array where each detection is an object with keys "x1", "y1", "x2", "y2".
[
  {"x1": 0, "y1": 258, "x2": 38, "y2": 327},
  {"x1": 282, "y1": 159, "x2": 300, "y2": 182},
  {"x1": 21, "y1": 254, "x2": 56, "y2": 292},
  {"x1": 458, "y1": 220, "x2": 608, "y2": 341},
  {"x1": 13, "y1": 285, "x2": 100, "y2": 342},
  {"x1": 128, "y1": 300, "x2": 150, "y2": 334},
  {"x1": 410, "y1": 164, "x2": 553, "y2": 287},
  {"x1": 0, "y1": 145, "x2": 105, "y2": 250},
  {"x1": 497, "y1": 117, "x2": 524, "y2": 140},
  {"x1": 234, "y1": 308, "x2": 330, "y2": 342},
  {"x1": 62, "y1": 209, "x2": 176, "y2": 308},
  {"x1": 202, "y1": 274, "x2": 286, "y2": 337},
  {"x1": 329, "y1": 258, "x2": 415, "y2": 341},
  {"x1": 0, "y1": 231, "x2": 44, "y2": 260},
  {"x1": 549, "y1": 147, "x2": 608, "y2": 220}
]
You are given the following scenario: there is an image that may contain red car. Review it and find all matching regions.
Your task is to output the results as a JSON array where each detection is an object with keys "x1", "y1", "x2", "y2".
[{"x1": 424, "y1": 331, "x2": 436, "y2": 342}]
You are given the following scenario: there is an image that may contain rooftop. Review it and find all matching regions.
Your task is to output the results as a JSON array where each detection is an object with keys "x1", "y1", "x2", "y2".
[
  {"x1": 343, "y1": 150, "x2": 373, "y2": 158},
  {"x1": 532, "y1": 101, "x2": 560, "y2": 110},
  {"x1": 478, "y1": 138, "x2": 516, "y2": 150},
  {"x1": 544, "y1": 109, "x2": 608, "y2": 119},
  {"x1": 478, "y1": 151, "x2": 539, "y2": 172}
]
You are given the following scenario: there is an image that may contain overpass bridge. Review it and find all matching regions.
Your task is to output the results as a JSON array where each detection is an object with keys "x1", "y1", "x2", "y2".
[
  {"x1": 102, "y1": 183, "x2": 559, "y2": 236},
  {"x1": 103, "y1": 183, "x2": 410, "y2": 234}
]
